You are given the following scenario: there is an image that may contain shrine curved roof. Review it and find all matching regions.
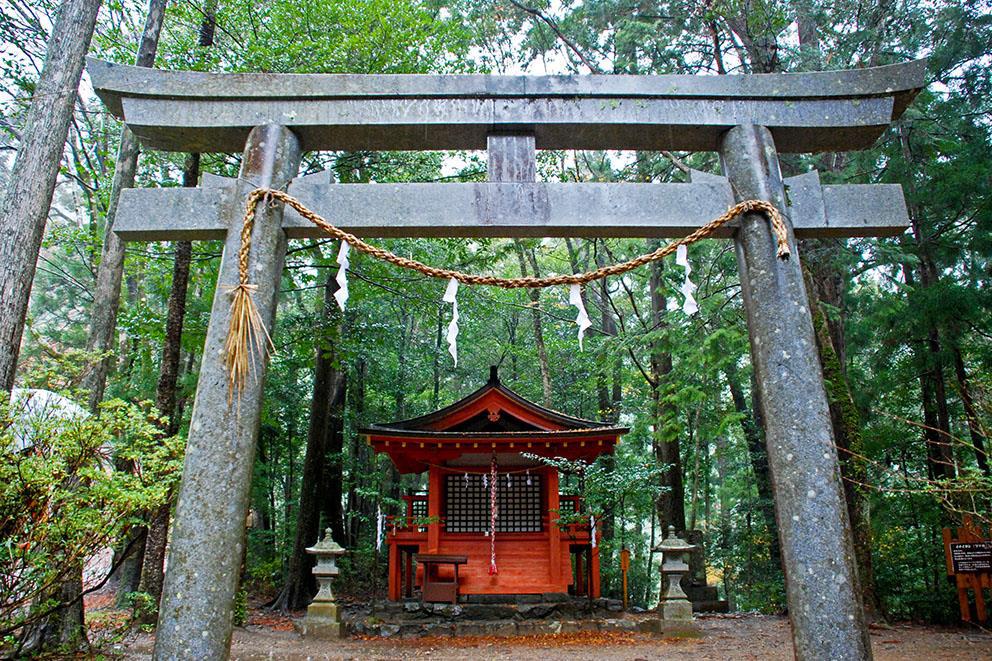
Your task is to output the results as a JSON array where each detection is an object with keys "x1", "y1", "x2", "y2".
[{"x1": 361, "y1": 366, "x2": 627, "y2": 436}]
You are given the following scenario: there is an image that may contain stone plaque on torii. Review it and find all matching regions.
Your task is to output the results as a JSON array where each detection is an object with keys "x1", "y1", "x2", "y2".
[{"x1": 88, "y1": 57, "x2": 925, "y2": 661}]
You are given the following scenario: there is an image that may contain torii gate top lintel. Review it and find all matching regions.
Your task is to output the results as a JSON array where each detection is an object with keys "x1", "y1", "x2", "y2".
[{"x1": 87, "y1": 57, "x2": 925, "y2": 154}]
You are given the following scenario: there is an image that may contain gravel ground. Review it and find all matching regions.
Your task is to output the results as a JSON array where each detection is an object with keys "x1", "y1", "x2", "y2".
[{"x1": 113, "y1": 613, "x2": 992, "y2": 660}]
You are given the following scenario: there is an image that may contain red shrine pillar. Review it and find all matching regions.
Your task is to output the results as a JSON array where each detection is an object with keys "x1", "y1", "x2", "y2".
[
  {"x1": 546, "y1": 468, "x2": 561, "y2": 586},
  {"x1": 388, "y1": 539, "x2": 400, "y2": 600}
]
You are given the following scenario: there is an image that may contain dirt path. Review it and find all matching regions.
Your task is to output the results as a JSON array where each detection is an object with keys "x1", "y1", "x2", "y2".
[{"x1": 113, "y1": 613, "x2": 992, "y2": 660}]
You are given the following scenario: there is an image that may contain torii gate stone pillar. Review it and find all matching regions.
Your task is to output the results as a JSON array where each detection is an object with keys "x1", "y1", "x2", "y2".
[
  {"x1": 721, "y1": 125, "x2": 870, "y2": 658},
  {"x1": 153, "y1": 125, "x2": 301, "y2": 659},
  {"x1": 87, "y1": 57, "x2": 926, "y2": 660}
]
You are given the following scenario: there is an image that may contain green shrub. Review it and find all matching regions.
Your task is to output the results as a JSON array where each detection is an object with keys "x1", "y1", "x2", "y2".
[
  {"x1": 233, "y1": 589, "x2": 248, "y2": 627},
  {"x1": 0, "y1": 395, "x2": 184, "y2": 653}
]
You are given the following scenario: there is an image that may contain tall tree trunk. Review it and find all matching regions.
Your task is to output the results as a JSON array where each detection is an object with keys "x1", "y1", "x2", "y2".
[
  {"x1": 594, "y1": 246, "x2": 622, "y2": 422},
  {"x1": 687, "y1": 406, "x2": 704, "y2": 531},
  {"x1": 803, "y1": 266, "x2": 880, "y2": 617},
  {"x1": 713, "y1": 433, "x2": 734, "y2": 607},
  {"x1": 347, "y1": 358, "x2": 371, "y2": 546},
  {"x1": 138, "y1": 153, "x2": 197, "y2": 605},
  {"x1": 154, "y1": 243, "x2": 193, "y2": 431},
  {"x1": 320, "y1": 373, "x2": 347, "y2": 545},
  {"x1": 394, "y1": 311, "x2": 412, "y2": 418},
  {"x1": 6, "y1": 1, "x2": 153, "y2": 651},
  {"x1": 0, "y1": 0, "x2": 103, "y2": 393},
  {"x1": 899, "y1": 126, "x2": 956, "y2": 481},
  {"x1": 723, "y1": 361, "x2": 781, "y2": 569},
  {"x1": 257, "y1": 431, "x2": 278, "y2": 562},
  {"x1": 80, "y1": 0, "x2": 169, "y2": 410},
  {"x1": 272, "y1": 271, "x2": 344, "y2": 612},
  {"x1": 596, "y1": 279, "x2": 616, "y2": 557},
  {"x1": 649, "y1": 254, "x2": 685, "y2": 533},
  {"x1": 951, "y1": 345, "x2": 990, "y2": 476},
  {"x1": 432, "y1": 305, "x2": 443, "y2": 409},
  {"x1": 515, "y1": 241, "x2": 552, "y2": 406},
  {"x1": 113, "y1": 531, "x2": 147, "y2": 607},
  {"x1": 901, "y1": 254, "x2": 955, "y2": 482}
]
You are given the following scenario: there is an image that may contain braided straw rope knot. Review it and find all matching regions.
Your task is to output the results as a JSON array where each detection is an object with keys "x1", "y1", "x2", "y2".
[{"x1": 225, "y1": 187, "x2": 791, "y2": 398}]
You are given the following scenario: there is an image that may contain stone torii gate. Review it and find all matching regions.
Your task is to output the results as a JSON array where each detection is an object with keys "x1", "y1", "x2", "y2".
[{"x1": 88, "y1": 58, "x2": 925, "y2": 660}]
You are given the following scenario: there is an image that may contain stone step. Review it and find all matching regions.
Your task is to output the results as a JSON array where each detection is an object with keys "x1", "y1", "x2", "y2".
[
  {"x1": 372, "y1": 596, "x2": 621, "y2": 615},
  {"x1": 360, "y1": 617, "x2": 663, "y2": 639},
  {"x1": 462, "y1": 592, "x2": 569, "y2": 604},
  {"x1": 373, "y1": 600, "x2": 623, "y2": 622}
]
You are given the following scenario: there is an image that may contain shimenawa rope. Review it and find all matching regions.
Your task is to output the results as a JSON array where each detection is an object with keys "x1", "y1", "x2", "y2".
[{"x1": 225, "y1": 188, "x2": 791, "y2": 397}]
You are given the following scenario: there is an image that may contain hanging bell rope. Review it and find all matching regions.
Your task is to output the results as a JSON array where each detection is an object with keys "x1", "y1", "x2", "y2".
[
  {"x1": 489, "y1": 454, "x2": 499, "y2": 576},
  {"x1": 225, "y1": 188, "x2": 792, "y2": 397}
]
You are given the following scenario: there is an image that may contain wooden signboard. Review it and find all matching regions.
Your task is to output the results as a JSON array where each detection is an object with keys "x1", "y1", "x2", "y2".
[
  {"x1": 943, "y1": 515, "x2": 992, "y2": 622},
  {"x1": 950, "y1": 542, "x2": 992, "y2": 574}
]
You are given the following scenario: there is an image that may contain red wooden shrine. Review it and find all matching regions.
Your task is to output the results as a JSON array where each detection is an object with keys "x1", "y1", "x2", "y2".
[{"x1": 364, "y1": 367, "x2": 626, "y2": 602}]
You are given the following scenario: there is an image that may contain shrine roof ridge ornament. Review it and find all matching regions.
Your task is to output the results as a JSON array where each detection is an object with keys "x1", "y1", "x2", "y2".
[{"x1": 86, "y1": 57, "x2": 926, "y2": 154}]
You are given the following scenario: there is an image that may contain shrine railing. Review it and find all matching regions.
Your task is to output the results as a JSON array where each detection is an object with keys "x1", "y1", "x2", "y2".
[
  {"x1": 386, "y1": 494, "x2": 430, "y2": 533},
  {"x1": 556, "y1": 495, "x2": 595, "y2": 540}
]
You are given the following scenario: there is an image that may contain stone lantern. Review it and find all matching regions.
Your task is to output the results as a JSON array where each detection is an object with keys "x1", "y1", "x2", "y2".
[
  {"x1": 656, "y1": 525, "x2": 696, "y2": 622},
  {"x1": 300, "y1": 527, "x2": 347, "y2": 638}
]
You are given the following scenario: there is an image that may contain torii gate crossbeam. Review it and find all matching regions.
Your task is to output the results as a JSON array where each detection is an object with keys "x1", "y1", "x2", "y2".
[{"x1": 87, "y1": 58, "x2": 926, "y2": 661}]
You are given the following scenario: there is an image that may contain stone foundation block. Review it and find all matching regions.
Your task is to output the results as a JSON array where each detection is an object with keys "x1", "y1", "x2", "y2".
[{"x1": 661, "y1": 600, "x2": 693, "y2": 621}]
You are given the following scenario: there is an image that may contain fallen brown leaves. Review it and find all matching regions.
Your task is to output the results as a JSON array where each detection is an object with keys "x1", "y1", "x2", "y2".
[
  {"x1": 83, "y1": 592, "x2": 115, "y2": 611},
  {"x1": 246, "y1": 612, "x2": 296, "y2": 631}
]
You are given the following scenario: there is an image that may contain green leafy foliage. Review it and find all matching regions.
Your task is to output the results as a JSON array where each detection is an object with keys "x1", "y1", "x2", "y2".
[{"x1": 0, "y1": 393, "x2": 184, "y2": 646}]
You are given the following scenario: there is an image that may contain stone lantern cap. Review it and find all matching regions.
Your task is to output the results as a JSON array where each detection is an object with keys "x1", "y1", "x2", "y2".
[
  {"x1": 654, "y1": 525, "x2": 696, "y2": 553},
  {"x1": 306, "y1": 527, "x2": 346, "y2": 557}
]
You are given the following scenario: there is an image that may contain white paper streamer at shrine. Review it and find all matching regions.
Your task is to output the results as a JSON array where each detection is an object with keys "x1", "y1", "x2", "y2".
[
  {"x1": 675, "y1": 244, "x2": 698, "y2": 316},
  {"x1": 590, "y1": 513, "x2": 597, "y2": 548},
  {"x1": 443, "y1": 278, "x2": 460, "y2": 366},
  {"x1": 375, "y1": 504, "x2": 383, "y2": 551},
  {"x1": 334, "y1": 241, "x2": 350, "y2": 310},
  {"x1": 569, "y1": 283, "x2": 592, "y2": 350}
]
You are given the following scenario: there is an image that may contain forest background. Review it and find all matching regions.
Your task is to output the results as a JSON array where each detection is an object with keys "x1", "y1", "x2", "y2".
[{"x1": 1, "y1": 0, "x2": 991, "y2": 651}]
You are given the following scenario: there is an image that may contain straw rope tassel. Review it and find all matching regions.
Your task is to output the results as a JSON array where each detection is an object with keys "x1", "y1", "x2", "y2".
[
  {"x1": 225, "y1": 188, "x2": 791, "y2": 400},
  {"x1": 225, "y1": 192, "x2": 275, "y2": 402}
]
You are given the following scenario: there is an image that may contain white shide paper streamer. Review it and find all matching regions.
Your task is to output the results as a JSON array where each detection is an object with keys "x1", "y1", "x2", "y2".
[
  {"x1": 375, "y1": 504, "x2": 383, "y2": 551},
  {"x1": 443, "y1": 278, "x2": 460, "y2": 366},
  {"x1": 569, "y1": 284, "x2": 593, "y2": 350},
  {"x1": 590, "y1": 513, "x2": 597, "y2": 548},
  {"x1": 334, "y1": 241, "x2": 350, "y2": 311},
  {"x1": 675, "y1": 244, "x2": 698, "y2": 316}
]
